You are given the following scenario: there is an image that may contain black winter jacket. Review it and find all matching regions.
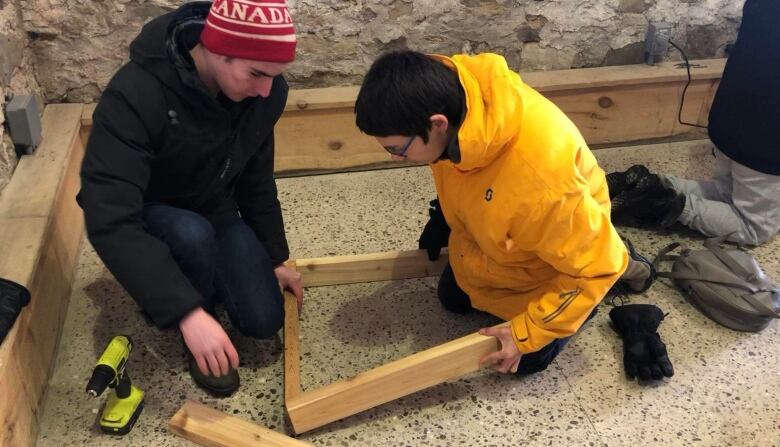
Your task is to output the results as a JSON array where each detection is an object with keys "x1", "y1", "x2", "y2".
[
  {"x1": 708, "y1": 0, "x2": 780, "y2": 175},
  {"x1": 78, "y1": 2, "x2": 290, "y2": 328}
]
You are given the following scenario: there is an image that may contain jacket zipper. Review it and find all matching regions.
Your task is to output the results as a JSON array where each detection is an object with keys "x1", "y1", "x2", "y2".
[{"x1": 220, "y1": 130, "x2": 237, "y2": 179}]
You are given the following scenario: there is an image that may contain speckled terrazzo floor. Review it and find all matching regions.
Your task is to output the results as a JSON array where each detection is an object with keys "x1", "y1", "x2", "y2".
[{"x1": 37, "y1": 139, "x2": 780, "y2": 447}]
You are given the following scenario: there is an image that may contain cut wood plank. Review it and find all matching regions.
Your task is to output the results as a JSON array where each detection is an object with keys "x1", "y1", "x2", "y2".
[
  {"x1": 297, "y1": 249, "x2": 449, "y2": 287},
  {"x1": 286, "y1": 325, "x2": 504, "y2": 434},
  {"x1": 283, "y1": 262, "x2": 301, "y2": 400},
  {"x1": 169, "y1": 400, "x2": 312, "y2": 447}
]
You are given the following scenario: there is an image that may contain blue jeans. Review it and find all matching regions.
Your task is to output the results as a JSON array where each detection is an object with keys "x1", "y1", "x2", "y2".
[
  {"x1": 437, "y1": 263, "x2": 595, "y2": 376},
  {"x1": 142, "y1": 204, "x2": 283, "y2": 339}
]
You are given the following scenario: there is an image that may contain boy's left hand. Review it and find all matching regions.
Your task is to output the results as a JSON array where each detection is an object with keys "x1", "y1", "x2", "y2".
[
  {"x1": 479, "y1": 326, "x2": 522, "y2": 374},
  {"x1": 274, "y1": 264, "x2": 303, "y2": 311}
]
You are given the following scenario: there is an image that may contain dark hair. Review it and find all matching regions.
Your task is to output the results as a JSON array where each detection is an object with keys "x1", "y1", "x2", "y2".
[{"x1": 355, "y1": 51, "x2": 464, "y2": 144}]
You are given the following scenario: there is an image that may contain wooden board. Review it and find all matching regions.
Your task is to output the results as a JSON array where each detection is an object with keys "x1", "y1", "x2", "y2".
[
  {"x1": 548, "y1": 79, "x2": 717, "y2": 144},
  {"x1": 286, "y1": 325, "x2": 503, "y2": 434},
  {"x1": 169, "y1": 400, "x2": 313, "y2": 447},
  {"x1": 283, "y1": 273, "x2": 301, "y2": 400},
  {"x1": 81, "y1": 59, "x2": 726, "y2": 174},
  {"x1": 297, "y1": 249, "x2": 449, "y2": 287},
  {"x1": 0, "y1": 103, "x2": 85, "y2": 447},
  {"x1": 278, "y1": 248, "x2": 509, "y2": 434}
]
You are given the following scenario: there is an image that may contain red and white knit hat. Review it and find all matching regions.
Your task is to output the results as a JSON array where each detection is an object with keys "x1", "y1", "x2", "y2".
[{"x1": 200, "y1": 0, "x2": 297, "y2": 63}]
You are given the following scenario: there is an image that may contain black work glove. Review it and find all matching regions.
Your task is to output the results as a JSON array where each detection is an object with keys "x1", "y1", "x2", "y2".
[
  {"x1": 0, "y1": 278, "x2": 31, "y2": 344},
  {"x1": 609, "y1": 304, "x2": 674, "y2": 381},
  {"x1": 418, "y1": 198, "x2": 450, "y2": 261}
]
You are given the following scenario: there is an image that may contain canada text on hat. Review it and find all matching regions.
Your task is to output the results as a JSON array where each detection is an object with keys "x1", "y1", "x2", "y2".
[{"x1": 200, "y1": 0, "x2": 297, "y2": 63}]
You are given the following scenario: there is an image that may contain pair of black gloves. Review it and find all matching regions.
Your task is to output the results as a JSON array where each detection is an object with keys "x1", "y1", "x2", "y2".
[{"x1": 418, "y1": 198, "x2": 674, "y2": 382}]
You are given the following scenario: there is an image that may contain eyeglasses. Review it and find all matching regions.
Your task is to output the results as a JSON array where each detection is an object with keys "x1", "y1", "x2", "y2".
[{"x1": 383, "y1": 135, "x2": 416, "y2": 157}]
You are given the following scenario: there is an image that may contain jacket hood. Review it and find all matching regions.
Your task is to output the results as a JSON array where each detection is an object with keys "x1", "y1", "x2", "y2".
[
  {"x1": 128, "y1": 2, "x2": 212, "y2": 95},
  {"x1": 431, "y1": 53, "x2": 525, "y2": 171}
]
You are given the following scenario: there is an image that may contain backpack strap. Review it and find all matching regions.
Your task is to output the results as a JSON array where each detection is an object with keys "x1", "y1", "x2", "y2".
[
  {"x1": 703, "y1": 237, "x2": 755, "y2": 281},
  {"x1": 703, "y1": 237, "x2": 780, "y2": 292},
  {"x1": 656, "y1": 271, "x2": 762, "y2": 293},
  {"x1": 652, "y1": 242, "x2": 683, "y2": 272},
  {"x1": 739, "y1": 292, "x2": 780, "y2": 319}
]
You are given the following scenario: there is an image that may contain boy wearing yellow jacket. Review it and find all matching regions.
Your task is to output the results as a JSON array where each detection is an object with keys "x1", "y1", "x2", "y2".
[{"x1": 355, "y1": 51, "x2": 648, "y2": 375}]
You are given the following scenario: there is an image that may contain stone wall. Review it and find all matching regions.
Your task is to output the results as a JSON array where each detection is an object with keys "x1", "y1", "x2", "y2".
[
  {"x1": 18, "y1": 0, "x2": 744, "y2": 104},
  {"x1": 1, "y1": 0, "x2": 43, "y2": 192}
]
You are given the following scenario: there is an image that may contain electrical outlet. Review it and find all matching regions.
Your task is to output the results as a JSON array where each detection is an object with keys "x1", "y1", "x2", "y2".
[
  {"x1": 644, "y1": 22, "x2": 672, "y2": 65},
  {"x1": 5, "y1": 94, "x2": 42, "y2": 154}
]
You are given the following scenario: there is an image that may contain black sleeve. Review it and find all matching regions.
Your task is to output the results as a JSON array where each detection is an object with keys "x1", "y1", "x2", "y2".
[
  {"x1": 78, "y1": 88, "x2": 204, "y2": 328},
  {"x1": 235, "y1": 132, "x2": 290, "y2": 266}
]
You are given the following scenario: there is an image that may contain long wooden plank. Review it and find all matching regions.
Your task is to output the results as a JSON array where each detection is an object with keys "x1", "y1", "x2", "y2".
[
  {"x1": 283, "y1": 265, "x2": 301, "y2": 400},
  {"x1": 297, "y1": 249, "x2": 448, "y2": 287},
  {"x1": 0, "y1": 103, "x2": 85, "y2": 447},
  {"x1": 274, "y1": 62, "x2": 722, "y2": 172},
  {"x1": 80, "y1": 59, "x2": 724, "y2": 120},
  {"x1": 81, "y1": 59, "x2": 726, "y2": 173},
  {"x1": 281, "y1": 58, "x2": 725, "y2": 111},
  {"x1": 169, "y1": 400, "x2": 312, "y2": 447},
  {"x1": 548, "y1": 78, "x2": 716, "y2": 144},
  {"x1": 522, "y1": 58, "x2": 724, "y2": 92},
  {"x1": 286, "y1": 325, "x2": 503, "y2": 434}
]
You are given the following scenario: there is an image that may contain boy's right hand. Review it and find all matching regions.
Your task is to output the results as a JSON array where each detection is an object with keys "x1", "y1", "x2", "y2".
[{"x1": 179, "y1": 307, "x2": 239, "y2": 377}]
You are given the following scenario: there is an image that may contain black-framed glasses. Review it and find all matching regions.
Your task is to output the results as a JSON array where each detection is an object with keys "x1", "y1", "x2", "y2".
[{"x1": 383, "y1": 135, "x2": 416, "y2": 157}]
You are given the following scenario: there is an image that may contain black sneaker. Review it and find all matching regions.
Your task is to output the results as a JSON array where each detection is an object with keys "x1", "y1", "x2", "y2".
[
  {"x1": 612, "y1": 174, "x2": 679, "y2": 227},
  {"x1": 606, "y1": 165, "x2": 651, "y2": 200},
  {"x1": 186, "y1": 348, "x2": 240, "y2": 397}
]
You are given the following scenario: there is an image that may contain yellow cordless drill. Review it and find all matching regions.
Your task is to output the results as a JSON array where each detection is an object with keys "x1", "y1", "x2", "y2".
[{"x1": 85, "y1": 335, "x2": 145, "y2": 435}]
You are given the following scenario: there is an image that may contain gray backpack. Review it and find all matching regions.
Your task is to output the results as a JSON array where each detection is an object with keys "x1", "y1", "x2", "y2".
[{"x1": 653, "y1": 237, "x2": 780, "y2": 332}]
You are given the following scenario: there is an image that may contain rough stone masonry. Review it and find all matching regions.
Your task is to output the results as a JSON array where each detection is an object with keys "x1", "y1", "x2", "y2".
[{"x1": 1, "y1": 0, "x2": 745, "y2": 191}]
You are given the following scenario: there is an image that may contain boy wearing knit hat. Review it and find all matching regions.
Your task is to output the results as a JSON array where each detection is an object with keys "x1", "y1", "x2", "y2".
[{"x1": 79, "y1": 0, "x2": 300, "y2": 396}]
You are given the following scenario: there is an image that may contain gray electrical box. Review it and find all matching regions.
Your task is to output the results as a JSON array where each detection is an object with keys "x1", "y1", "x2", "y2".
[
  {"x1": 5, "y1": 94, "x2": 42, "y2": 155},
  {"x1": 644, "y1": 22, "x2": 672, "y2": 65}
]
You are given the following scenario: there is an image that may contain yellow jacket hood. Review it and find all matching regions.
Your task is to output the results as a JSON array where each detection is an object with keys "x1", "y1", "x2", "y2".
[{"x1": 431, "y1": 53, "x2": 523, "y2": 171}]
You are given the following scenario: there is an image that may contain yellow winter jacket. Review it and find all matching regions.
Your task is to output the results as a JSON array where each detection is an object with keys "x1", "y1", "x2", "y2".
[{"x1": 429, "y1": 54, "x2": 628, "y2": 354}]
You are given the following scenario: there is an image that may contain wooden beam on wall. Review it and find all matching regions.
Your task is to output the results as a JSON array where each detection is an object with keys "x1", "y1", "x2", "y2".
[
  {"x1": 169, "y1": 400, "x2": 313, "y2": 447},
  {"x1": 286, "y1": 325, "x2": 503, "y2": 434},
  {"x1": 296, "y1": 249, "x2": 448, "y2": 288},
  {"x1": 0, "y1": 104, "x2": 85, "y2": 447},
  {"x1": 81, "y1": 59, "x2": 725, "y2": 174}
]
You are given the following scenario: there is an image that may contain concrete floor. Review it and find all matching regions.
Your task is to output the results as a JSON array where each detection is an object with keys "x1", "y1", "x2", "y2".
[{"x1": 37, "y1": 140, "x2": 780, "y2": 447}]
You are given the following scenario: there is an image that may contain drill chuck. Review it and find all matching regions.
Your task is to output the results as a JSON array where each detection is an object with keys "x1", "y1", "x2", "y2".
[{"x1": 86, "y1": 364, "x2": 115, "y2": 397}]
